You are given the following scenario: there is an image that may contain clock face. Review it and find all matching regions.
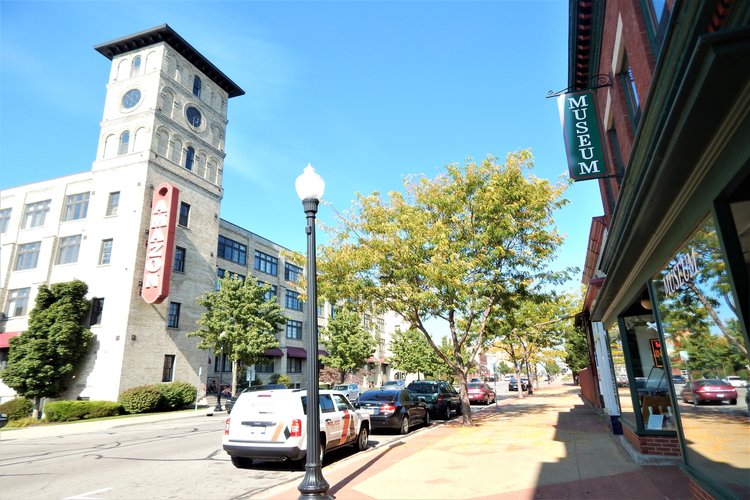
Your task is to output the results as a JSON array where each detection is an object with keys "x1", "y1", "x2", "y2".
[
  {"x1": 186, "y1": 106, "x2": 202, "y2": 128},
  {"x1": 122, "y1": 89, "x2": 141, "y2": 109}
]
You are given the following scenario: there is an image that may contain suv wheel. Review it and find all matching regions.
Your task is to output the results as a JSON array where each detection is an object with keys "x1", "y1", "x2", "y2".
[
  {"x1": 424, "y1": 411, "x2": 432, "y2": 427},
  {"x1": 442, "y1": 405, "x2": 451, "y2": 420},
  {"x1": 231, "y1": 456, "x2": 253, "y2": 469},
  {"x1": 354, "y1": 426, "x2": 369, "y2": 451}
]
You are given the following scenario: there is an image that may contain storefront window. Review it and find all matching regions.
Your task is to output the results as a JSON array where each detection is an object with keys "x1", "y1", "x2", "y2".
[{"x1": 651, "y1": 215, "x2": 749, "y2": 497}]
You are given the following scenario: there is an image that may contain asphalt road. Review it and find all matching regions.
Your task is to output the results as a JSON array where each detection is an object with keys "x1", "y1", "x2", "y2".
[{"x1": 0, "y1": 404, "x2": 488, "y2": 500}]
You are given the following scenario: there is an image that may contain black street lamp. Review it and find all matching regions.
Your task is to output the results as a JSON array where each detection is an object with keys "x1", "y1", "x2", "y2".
[
  {"x1": 214, "y1": 332, "x2": 227, "y2": 412},
  {"x1": 295, "y1": 164, "x2": 330, "y2": 498}
]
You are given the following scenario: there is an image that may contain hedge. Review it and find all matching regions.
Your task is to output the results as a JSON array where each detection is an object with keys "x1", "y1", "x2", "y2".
[
  {"x1": 0, "y1": 397, "x2": 34, "y2": 420},
  {"x1": 157, "y1": 381, "x2": 197, "y2": 410},
  {"x1": 119, "y1": 385, "x2": 163, "y2": 414},
  {"x1": 44, "y1": 400, "x2": 123, "y2": 422}
]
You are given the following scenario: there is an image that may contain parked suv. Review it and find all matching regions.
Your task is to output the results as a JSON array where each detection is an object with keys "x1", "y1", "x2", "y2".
[
  {"x1": 406, "y1": 380, "x2": 461, "y2": 419},
  {"x1": 222, "y1": 389, "x2": 370, "y2": 468},
  {"x1": 333, "y1": 383, "x2": 360, "y2": 403}
]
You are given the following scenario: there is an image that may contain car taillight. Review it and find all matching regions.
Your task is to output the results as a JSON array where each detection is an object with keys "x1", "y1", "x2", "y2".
[
  {"x1": 224, "y1": 418, "x2": 231, "y2": 435},
  {"x1": 436, "y1": 395, "x2": 444, "y2": 402},
  {"x1": 290, "y1": 418, "x2": 302, "y2": 437},
  {"x1": 380, "y1": 403, "x2": 396, "y2": 414}
]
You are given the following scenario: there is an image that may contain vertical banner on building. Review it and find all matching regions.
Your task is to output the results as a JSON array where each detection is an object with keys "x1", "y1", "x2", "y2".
[
  {"x1": 558, "y1": 90, "x2": 609, "y2": 181},
  {"x1": 142, "y1": 182, "x2": 180, "y2": 304}
]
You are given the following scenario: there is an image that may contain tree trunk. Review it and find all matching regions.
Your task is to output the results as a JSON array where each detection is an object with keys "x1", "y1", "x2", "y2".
[{"x1": 454, "y1": 368, "x2": 473, "y2": 425}]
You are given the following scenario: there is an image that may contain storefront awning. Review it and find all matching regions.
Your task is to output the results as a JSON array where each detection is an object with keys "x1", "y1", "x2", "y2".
[
  {"x1": 0, "y1": 332, "x2": 21, "y2": 348},
  {"x1": 286, "y1": 346, "x2": 307, "y2": 358},
  {"x1": 264, "y1": 348, "x2": 283, "y2": 357}
]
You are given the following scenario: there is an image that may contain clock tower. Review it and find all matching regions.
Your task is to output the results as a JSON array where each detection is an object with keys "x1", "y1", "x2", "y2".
[{"x1": 86, "y1": 25, "x2": 244, "y2": 397}]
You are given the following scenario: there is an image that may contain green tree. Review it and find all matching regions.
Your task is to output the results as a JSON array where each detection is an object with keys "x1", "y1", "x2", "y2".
[
  {"x1": 188, "y1": 275, "x2": 286, "y2": 395},
  {"x1": 320, "y1": 309, "x2": 377, "y2": 383},
  {"x1": 564, "y1": 327, "x2": 590, "y2": 383},
  {"x1": 1, "y1": 280, "x2": 93, "y2": 415},
  {"x1": 389, "y1": 328, "x2": 447, "y2": 379},
  {"x1": 319, "y1": 152, "x2": 569, "y2": 424}
]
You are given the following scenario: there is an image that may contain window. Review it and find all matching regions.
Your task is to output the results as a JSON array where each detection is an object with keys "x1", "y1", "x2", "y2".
[
  {"x1": 620, "y1": 53, "x2": 641, "y2": 125},
  {"x1": 106, "y1": 192, "x2": 120, "y2": 216},
  {"x1": 217, "y1": 236, "x2": 247, "y2": 265},
  {"x1": 287, "y1": 357, "x2": 302, "y2": 373},
  {"x1": 162, "y1": 354, "x2": 176, "y2": 382},
  {"x1": 216, "y1": 268, "x2": 245, "y2": 283},
  {"x1": 254, "y1": 250, "x2": 278, "y2": 276},
  {"x1": 285, "y1": 290, "x2": 303, "y2": 311},
  {"x1": 99, "y1": 239, "x2": 113, "y2": 265},
  {"x1": 167, "y1": 302, "x2": 181, "y2": 328},
  {"x1": 192, "y1": 76, "x2": 202, "y2": 97},
  {"x1": 0, "y1": 208, "x2": 11, "y2": 233},
  {"x1": 174, "y1": 246, "x2": 186, "y2": 272},
  {"x1": 6, "y1": 288, "x2": 30, "y2": 317},
  {"x1": 256, "y1": 357, "x2": 275, "y2": 373},
  {"x1": 90, "y1": 297, "x2": 104, "y2": 325},
  {"x1": 214, "y1": 353, "x2": 231, "y2": 373},
  {"x1": 56, "y1": 235, "x2": 82, "y2": 265},
  {"x1": 15, "y1": 241, "x2": 41, "y2": 270},
  {"x1": 130, "y1": 56, "x2": 141, "y2": 78},
  {"x1": 118, "y1": 131, "x2": 130, "y2": 155},
  {"x1": 645, "y1": 0, "x2": 670, "y2": 51},
  {"x1": 185, "y1": 146, "x2": 195, "y2": 171},
  {"x1": 261, "y1": 282, "x2": 278, "y2": 301},
  {"x1": 317, "y1": 304, "x2": 324, "y2": 317},
  {"x1": 63, "y1": 192, "x2": 90, "y2": 221},
  {"x1": 284, "y1": 262, "x2": 303, "y2": 283},
  {"x1": 286, "y1": 320, "x2": 303, "y2": 339},
  {"x1": 22, "y1": 200, "x2": 51, "y2": 228},
  {"x1": 179, "y1": 202, "x2": 190, "y2": 227}
]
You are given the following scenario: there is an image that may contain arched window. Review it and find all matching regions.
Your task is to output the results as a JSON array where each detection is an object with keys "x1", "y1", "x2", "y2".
[
  {"x1": 192, "y1": 76, "x2": 202, "y2": 97},
  {"x1": 130, "y1": 56, "x2": 141, "y2": 78},
  {"x1": 118, "y1": 131, "x2": 130, "y2": 155},
  {"x1": 185, "y1": 146, "x2": 195, "y2": 171}
]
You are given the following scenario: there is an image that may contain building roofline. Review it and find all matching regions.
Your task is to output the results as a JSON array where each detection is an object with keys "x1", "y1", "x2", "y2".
[{"x1": 94, "y1": 24, "x2": 245, "y2": 98}]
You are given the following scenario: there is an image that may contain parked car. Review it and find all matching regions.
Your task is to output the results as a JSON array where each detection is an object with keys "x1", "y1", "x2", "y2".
[
  {"x1": 356, "y1": 388, "x2": 430, "y2": 433},
  {"x1": 508, "y1": 377, "x2": 531, "y2": 392},
  {"x1": 406, "y1": 380, "x2": 461, "y2": 419},
  {"x1": 381, "y1": 380, "x2": 405, "y2": 389},
  {"x1": 467, "y1": 382, "x2": 496, "y2": 405},
  {"x1": 722, "y1": 376, "x2": 748, "y2": 388},
  {"x1": 672, "y1": 375, "x2": 686, "y2": 384},
  {"x1": 222, "y1": 389, "x2": 370, "y2": 468},
  {"x1": 680, "y1": 379, "x2": 738, "y2": 405},
  {"x1": 226, "y1": 384, "x2": 287, "y2": 413},
  {"x1": 0, "y1": 413, "x2": 7, "y2": 429},
  {"x1": 334, "y1": 383, "x2": 360, "y2": 403}
]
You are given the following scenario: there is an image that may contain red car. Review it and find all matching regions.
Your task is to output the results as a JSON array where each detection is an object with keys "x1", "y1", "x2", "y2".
[
  {"x1": 680, "y1": 379, "x2": 738, "y2": 405},
  {"x1": 467, "y1": 382, "x2": 496, "y2": 405}
]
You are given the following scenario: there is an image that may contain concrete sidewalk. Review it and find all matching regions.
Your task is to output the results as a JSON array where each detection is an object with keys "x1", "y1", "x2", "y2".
[{"x1": 263, "y1": 385, "x2": 692, "y2": 500}]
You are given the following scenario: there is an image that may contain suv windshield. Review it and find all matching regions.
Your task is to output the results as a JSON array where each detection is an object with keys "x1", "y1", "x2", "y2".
[{"x1": 407, "y1": 383, "x2": 437, "y2": 393}]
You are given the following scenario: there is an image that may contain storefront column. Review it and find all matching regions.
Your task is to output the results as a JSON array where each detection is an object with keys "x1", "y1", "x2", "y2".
[{"x1": 593, "y1": 321, "x2": 622, "y2": 433}]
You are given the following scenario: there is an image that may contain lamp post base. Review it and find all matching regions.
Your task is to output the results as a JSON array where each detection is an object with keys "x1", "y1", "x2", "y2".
[{"x1": 298, "y1": 466, "x2": 331, "y2": 499}]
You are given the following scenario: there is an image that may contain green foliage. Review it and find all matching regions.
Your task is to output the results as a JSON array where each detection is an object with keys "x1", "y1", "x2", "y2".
[
  {"x1": 4, "y1": 416, "x2": 42, "y2": 428},
  {"x1": 270, "y1": 373, "x2": 293, "y2": 387},
  {"x1": 389, "y1": 328, "x2": 446, "y2": 377},
  {"x1": 119, "y1": 385, "x2": 163, "y2": 414},
  {"x1": 43, "y1": 400, "x2": 123, "y2": 422},
  {"x1": 564, "y1": 327, "x2": 590, "y2": 373},
  {"x1": 157, "y1": 382, "x2": 197, "y2": 410},
  {"x1": 0, "y1": 397, "x2": 34, "y2": 420},
  {"x1": 318, "y1": 152, "x2": 571, "y2": 423},
  {"x1": 320, "y1": 309, "x2": 377, "y2": 382},
  {"x1": 188, "y1": 275, "x2": 286, "y2": 367},
  {"x1": 1, "y1": 280, "x2": 93, "y2": 399},
  {"x1": 495, "y1": 361, "x2": 512, "y2": 375}
]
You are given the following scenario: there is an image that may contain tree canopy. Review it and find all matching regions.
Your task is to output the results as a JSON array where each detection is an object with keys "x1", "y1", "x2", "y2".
[
  {"x1": 389, "y1": 328, "x2": 447, "y2": 379},
  {"x1": 188, "y1": 275, "x2": 286, "y2": 394},
  {"x1": 318, "y1": 151, "x2": 571, "y2": 423},
  {"x1": 320, "y1": 309, "x2": 377, "y2": 383},
  {"x1": 1, "y1": 280, "x2": 93, "y2": 408}
]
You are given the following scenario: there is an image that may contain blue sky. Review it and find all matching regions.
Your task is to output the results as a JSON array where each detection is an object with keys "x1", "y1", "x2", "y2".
[{"x1": 0, "y1": 0, "x2": 602, "y2": 290}]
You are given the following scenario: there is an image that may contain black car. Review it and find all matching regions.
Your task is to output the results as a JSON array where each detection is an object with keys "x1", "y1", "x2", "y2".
[
  {"x1": 356, "y1": 389, "x2": 430, "y2": 434},
  {"x1": 406, "y1": 380, "x2": 461, "y2": 419},
  {"x1": 508, "y1": 378, "x2": 531, "y2": 392}
]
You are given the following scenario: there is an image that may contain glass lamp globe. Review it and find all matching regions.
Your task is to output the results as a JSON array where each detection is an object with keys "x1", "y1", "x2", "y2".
[{"x1": 295, "y1": 163, "x2": 325, "y2": 201}]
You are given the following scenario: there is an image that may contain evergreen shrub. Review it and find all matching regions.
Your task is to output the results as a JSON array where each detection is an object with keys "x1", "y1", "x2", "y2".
[
  {"x1": 119, "y1": 386, "x2": 162, "y2": 414},
  {"x1": 157, "y1": 381, "x2": 197, "y2": 410},
  {"x1": 44, "y1": 400, "x2": 122, "y2": 422},
  {"x1": 0, "y1": 397, "x2": 34, "y2": 420}
]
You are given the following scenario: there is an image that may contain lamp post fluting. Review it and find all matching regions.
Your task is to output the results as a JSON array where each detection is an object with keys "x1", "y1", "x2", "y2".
[
  {"x1": 295, "y1": 164, "x2": 330, "y2": 498},
  {"x1": 214, "y1": 332, "x2": 227, "y2": 412}
]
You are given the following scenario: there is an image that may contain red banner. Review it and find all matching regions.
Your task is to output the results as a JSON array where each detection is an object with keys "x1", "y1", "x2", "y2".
[{"x1": 141, "y1": 183, "x2": 180, "y2": 304}]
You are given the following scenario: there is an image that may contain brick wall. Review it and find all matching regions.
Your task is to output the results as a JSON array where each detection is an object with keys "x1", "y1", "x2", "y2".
[
  {"x1": 688, "y1": 479, "x2": 715, "y2": 500},
  {"x1": 622, "y1": 425, "x2": 681, "y2": 456}
]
